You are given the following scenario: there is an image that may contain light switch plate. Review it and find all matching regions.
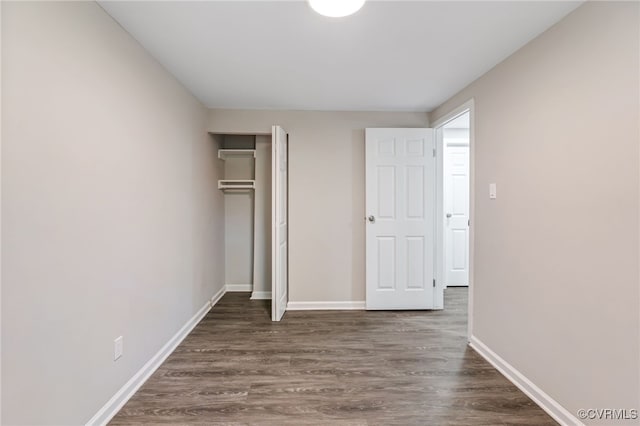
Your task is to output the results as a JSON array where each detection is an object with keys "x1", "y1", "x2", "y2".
[{"x1": 489, "y1": 183, "x2": 497, "y2": 199}]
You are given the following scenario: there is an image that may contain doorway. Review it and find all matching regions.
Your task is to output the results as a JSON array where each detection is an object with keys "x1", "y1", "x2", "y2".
[
  {"x1": 433, "y1": 100, "x2": 474, "y2": 340},
  {"x1": 363, "y1": 104, "x2": 473, "y2": 332},
  {"x1": 442, "y1": 112, "x2": 470, "y2": 287},
  {"x1": 213, "y1": 126, "x2": 289, "y2": 322}
]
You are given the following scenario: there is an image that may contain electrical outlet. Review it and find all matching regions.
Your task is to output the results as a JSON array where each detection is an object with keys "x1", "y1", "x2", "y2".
[{"x1": 114, "y1": 336, "x2": 123, "y2": 361}]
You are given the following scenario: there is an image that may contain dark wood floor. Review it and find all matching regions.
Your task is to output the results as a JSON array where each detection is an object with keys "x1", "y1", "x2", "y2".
[{"x1": 111, "y1": 289, "x2": 556, "y2": 425}]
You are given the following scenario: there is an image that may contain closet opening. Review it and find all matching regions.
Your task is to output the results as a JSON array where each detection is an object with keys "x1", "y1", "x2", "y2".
[{"x1": 211, "y1": 127, "x2": 289, "y2": 322}]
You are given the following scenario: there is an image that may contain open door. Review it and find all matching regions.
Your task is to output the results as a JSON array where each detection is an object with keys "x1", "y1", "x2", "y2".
[
  {"x1": 365, "y1": 128, "x2": 440, "y2": 310},
  {"x1": 271, "y1": 125, "x2": 288, "y2": 321}
]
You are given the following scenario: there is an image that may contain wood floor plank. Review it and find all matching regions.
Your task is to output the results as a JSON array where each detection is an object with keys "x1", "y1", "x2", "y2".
[{"x1": 110, "y1": 289, "x2": 556, "y2": 425}]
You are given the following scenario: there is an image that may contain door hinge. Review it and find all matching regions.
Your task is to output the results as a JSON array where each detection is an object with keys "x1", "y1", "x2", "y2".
[
  {"x1": 432, "y1": 148, "x2": 436, "y2": 157},
  {"x1": 433, "y1": 279, "x2": 436, "y2": 287}
]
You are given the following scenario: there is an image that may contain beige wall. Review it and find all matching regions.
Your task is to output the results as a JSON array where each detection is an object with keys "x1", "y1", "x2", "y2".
[
  {"x1": 431, "y1": 2, "x2": 639, "y2": 422},
  {"x1": 1, "y1": 2, "x2": 225, "y2": 424},
  {"x1": 208, "y1": 110, "x2": 428, "y2": 302}
]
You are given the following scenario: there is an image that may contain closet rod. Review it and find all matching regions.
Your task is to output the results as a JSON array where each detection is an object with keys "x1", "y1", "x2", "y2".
[
  {"x1": 218, "y1": 149, "x2": 256, "y2": 160},
  {"x1": 218, "y1": 179, "x2": 256, "y2": 190}
]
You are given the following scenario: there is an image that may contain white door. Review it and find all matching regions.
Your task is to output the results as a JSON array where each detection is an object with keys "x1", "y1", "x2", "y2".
[
  {"x1": 271, "y1": 125, "x2": 288, "y2": 321},
  {"x1": 365, "y1": 128, "x2": 439, "y2": 310},
  {"x1": 444, "y1": 145, "x2": 470, "y2": 286}
]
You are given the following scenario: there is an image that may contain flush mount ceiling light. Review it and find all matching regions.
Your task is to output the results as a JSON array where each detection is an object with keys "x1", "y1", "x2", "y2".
[{"x1": 308, "y1": 0, "x2": 366, "y2": 18}]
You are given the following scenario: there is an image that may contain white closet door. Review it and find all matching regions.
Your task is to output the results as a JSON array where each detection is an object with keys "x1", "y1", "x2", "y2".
[
  {"x1": 271, "y1": 125, "x2": 288, "y2": 321},
  {"x1": 444, "y1": 145, "x2": 470, "y2": 286},
  {"x1": 365, "y1": 128, "x2": 438, "y2": 310}
]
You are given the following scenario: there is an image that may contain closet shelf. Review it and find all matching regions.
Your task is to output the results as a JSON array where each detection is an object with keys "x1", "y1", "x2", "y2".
[
  {"x1": 218, "y1": 149, "x2": 256, "y2": 160},
  {"x1": 218, "y1": 180, "x2": 255, "y2": 190}
]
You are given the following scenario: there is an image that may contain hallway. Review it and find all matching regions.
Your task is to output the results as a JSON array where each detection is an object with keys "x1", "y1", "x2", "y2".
[{"x1": 111, "y1": 289, "x2": 555, "y2": 425}]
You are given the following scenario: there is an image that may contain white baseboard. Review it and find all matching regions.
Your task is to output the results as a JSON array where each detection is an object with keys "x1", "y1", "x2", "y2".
[
  {"x1": 210, "y1": 285, "x2": 226, "y2": 306},
  {"x1": 250, "y1": 291, "x2": 272, "y2": 300},
  {"x1": 226, "y1": 284, "x2": 252, "y2": 292},
  {"x1": 469, "y1": 335, "x2": 582, "y2": 426},
  {"x1": 287, "y1": 301, "x2": 365, "y2": 310},
  {"x1": 86, "y1": 285, "x2": 226, "y2": 426}
]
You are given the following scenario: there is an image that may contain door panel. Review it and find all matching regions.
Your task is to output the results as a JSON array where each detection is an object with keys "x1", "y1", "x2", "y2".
[
  {"x1": 271, "y1": 125, "x2": 288, "y2": 321},
  {"x1": 365, "y1": 128, "x2": 438, "y2": 310},
  {"x1": 406, "y1": 237, "x2": 425, "y2": 289},
  {"x1": 406, "y1": 166, "x2": 425, "y2": 218},
  {"x1": 377, "y1": 237, "x2": 396, "y2": 289}
]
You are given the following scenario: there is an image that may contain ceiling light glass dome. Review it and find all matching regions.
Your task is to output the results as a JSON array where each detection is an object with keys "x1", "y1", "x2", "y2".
[{"x1": 308, "y1": 0, "x2": 366, "y2": 18}]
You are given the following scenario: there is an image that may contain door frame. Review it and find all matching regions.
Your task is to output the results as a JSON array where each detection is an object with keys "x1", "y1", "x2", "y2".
[{"x1": 432, "y1": 99, "x2": 475, "y2": 341}]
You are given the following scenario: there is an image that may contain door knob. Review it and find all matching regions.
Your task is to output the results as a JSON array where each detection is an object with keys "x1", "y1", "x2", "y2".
[
  {"x1": 368, "y1": 215, "x2": 376, "y2": 223},
  {"x1": 446, "y1": 213, "x2": 452, "y2": 218}
]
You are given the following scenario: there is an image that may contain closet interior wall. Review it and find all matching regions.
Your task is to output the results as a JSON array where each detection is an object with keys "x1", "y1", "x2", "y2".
[
  {"x1": 216, "y1": 134, "x2": 271, "y2": 299},
  {"x1": 252, "y1": 135, "x2": 272, "y2": 299}
]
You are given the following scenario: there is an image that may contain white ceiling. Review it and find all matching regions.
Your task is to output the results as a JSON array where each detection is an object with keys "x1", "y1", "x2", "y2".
[{"x1": 99, "y1": 1, "x2": 581, "y2": 112}]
